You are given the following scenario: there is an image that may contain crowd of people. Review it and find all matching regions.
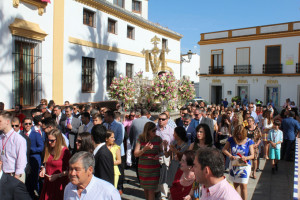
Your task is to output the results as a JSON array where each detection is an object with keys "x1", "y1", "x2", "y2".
[{"x1": 0, "y1": 97, "x2": 299, "y2": 200}]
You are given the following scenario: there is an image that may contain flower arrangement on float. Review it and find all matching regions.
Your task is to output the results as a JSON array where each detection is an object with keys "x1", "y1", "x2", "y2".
[
  {"x1": 151, "y1": 72, "x2": 178, "y2": 111},
  {"x1": 177, "y1": 77, "x2": 196, "y2": 107},
  {"x1": 108, "y1": 75, "x2": 135, "y2": 110}
]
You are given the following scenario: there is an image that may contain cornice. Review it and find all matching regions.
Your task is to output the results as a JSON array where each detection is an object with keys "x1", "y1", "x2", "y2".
[
  {"x1": 198, "y1": 73, "x2": 300, "y2": 77},
  {"x1": 75, "y1": 0, "x2": 182, "y2": 41},
  {"x1": 199, "y1": 30, "x2": 300, "y2": 45},
  {"x1": 68, "y1": 36, "x2": 180, "y2": 64},
  {"x1": 9, "y1": 18, "x2": 48, "y2": 41},
  {"x1": 13, "y1": 0, "x2": 48, "y2": 15}
]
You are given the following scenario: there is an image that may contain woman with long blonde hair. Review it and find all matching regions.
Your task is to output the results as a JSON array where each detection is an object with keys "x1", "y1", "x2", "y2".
[
  {"x1": 39, "y1": 129, "x2": 71, "y2": 200},
  {"x1": 134, "y1": 122, "x2": 162, "y2": 200}
]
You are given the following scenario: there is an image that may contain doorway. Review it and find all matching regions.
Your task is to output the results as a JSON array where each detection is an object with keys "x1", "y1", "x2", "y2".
[
  {"x1": 211, "y1": 86, "x2": 222, "y2": 104},
  {"x1": 237, "y1": 86, "x2": 249, "y2": 102}
]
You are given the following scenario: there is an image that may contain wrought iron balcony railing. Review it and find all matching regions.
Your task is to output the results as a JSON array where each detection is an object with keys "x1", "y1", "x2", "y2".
[
  {"x1": 209, "y1": 66, "x2": 224, "y2": 74},
  {"x1": 263, "y1": 64, "x2": 282, "y2": 74},
  {"x1": 234, "y1": 65, "x2": 251, "y2": 74}
]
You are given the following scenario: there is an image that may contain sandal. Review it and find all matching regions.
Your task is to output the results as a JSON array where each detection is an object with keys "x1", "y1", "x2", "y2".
[{"x1": 253, "y1": 174, "x2": 257, "y2": 179}]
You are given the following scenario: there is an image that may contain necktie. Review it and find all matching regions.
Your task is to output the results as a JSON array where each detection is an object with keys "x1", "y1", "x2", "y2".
[
  {"x1": 108, "y1": 123, "x2": 111, "y2": 130},
  {"x1": 26, "y1": 132, "x2": 29, "y2": 137}
]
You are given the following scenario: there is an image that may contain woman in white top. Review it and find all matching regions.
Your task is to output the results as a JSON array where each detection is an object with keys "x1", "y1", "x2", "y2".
[{"x1": 262, "y1": 110, "x2": 273, "y2": 159}]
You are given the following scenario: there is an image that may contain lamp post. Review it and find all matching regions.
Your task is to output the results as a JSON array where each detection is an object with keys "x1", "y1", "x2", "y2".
[{"x1": 180, "y1": 50, "x2": 193, "y2": 78}]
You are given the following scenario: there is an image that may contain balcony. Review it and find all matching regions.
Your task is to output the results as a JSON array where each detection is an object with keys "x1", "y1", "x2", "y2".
[
  {"x1": 234, "y1": 65, "x2": 251, "y2": 74},
  {"x1": 209, "y1": 66, "x2": 224, "y2": 74},
  {"x1": 263, "y1": 64, "x2": 282, "y2": 74},
  {"x1": 297, "y1": 63, "x2": 300, "y2": 73}
]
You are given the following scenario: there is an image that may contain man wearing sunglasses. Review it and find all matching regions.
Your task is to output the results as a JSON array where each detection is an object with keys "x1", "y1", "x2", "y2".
[
  {"x1": 0, "y1": 111, "x2": 27, "y2": 183},
  {"x1": 156, "y1": 112, "x2": 174, "y2": 200},
  {"x1": 23, "y1": 117, "x2": 44, "y2": 199}
]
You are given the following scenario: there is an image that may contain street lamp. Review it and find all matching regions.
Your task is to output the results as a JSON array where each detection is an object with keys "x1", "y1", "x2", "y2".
[{"x1": 180, "y1": 50, "x2": 193, "y2": 78}]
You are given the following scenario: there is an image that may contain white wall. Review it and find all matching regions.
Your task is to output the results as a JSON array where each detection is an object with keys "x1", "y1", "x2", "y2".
[
  {"x1": 63, "y1": 0, "x2": 181, "y2": 103},
  {"x1": 181, "y1": 53, "x2": 200, "y2": 83},
  {"x1": 0, "y1": 1, "x2": 53, "y2": 108}
]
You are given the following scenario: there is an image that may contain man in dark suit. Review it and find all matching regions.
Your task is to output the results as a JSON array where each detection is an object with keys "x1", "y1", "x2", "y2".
[
  {"x1": 190, "y1": 108, "x2": 214, "y2": 143},
  {"x1": 91, "y1": 124, "x2": 114, "y2": 185},
  {"x1": 53, "y1": 105, "x2": 67, "y2": 130},
  {"x1": 0, "y1": 159, "x2": 32, "y2": 200},
  {"x1": 23, "y1": 117, "x2": 44, "y2": 199},
  {"x1": 61, "y1": 106, "x2": 81, "y2": 151},
  {"x1": 175, "y1": 107, "x2": 189, "y2": 127}
]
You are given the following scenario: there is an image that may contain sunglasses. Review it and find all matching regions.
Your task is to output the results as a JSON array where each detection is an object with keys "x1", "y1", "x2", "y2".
[
  {"x1": 12, "y1": 125, "x2": 19, "y2": 128},
  {"x1": 194, "y1": 114, "x2": 199, "y2": 116},
  {"x1": 151, "y1": 129, "x2": 157, "y2": 132},
  {"x1": 183, "y1": 121, "x2": 190, "y2": 123},
  {"x1": 76, "y1": 139, "x2": 82, "y2": 144},
  {"x1": 47, "y1": 138, "x2": 56, "y2": 143},
  {"x1": 24, "y1": 123, "x2": 32, "y2": 125},
  {"x1": 158, "y1": 118, "x2": 167, "y2": 121}
]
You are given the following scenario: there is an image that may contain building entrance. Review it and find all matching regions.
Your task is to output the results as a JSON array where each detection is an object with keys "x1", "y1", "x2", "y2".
[{"x1": 211, "y1": 86, "x2": 222, "y2": 104}]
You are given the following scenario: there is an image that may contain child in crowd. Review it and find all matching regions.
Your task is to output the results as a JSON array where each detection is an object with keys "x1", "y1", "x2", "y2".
[{"x1": 267, "y1": 120, "x2": 283, "y2": 174}]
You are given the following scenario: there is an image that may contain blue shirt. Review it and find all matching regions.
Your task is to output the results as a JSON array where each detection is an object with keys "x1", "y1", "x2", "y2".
[
  {"x1": 268, "y1": 129, "x2": 283, "y2": 149},
  {"x1": 281, "y1": 117, "x2": 300, "y2": 140},
  {"x1": 228, "y1": 137, "x2": 254, "y2": 165},
  {"x1": 64, "y1": 175, "x2": 121, "y2": 200},
  {"x1": 103, "y1": 120, "x2": 125, "y2": 156}
]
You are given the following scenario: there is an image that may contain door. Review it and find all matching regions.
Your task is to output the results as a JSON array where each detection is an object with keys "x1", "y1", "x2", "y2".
[
  {"x1": 266, "y1": 87, "x2": 279, "y2": 106},
  {"x1": 238, "y1": 86, "x2": 248, "y2": 101},
  {"x1": 211, "y1": 86, "x2": 222, "y2": 104}
]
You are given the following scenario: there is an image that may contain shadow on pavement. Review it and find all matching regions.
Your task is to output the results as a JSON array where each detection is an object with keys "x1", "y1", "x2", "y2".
[{"x1": 251, "y1": 160, "x2": 294, "y2": 200}]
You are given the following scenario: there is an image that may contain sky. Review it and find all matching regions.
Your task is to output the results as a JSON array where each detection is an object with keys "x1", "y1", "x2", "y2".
[{"x1": 148, "y1": 0, "x2": 300, "y2": 54}]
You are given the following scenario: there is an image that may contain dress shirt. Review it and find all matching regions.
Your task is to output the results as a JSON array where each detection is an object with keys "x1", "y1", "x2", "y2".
[
  {"x1": 24, "y1": 129, "x2": 31, "y2": 137},
  {"x1": 268, "y1": 129, "x2": 283, "y2": 149},
  {"x1": 0, "y1": 169, "x2": 2, "y2": 179},
  {"x1": 123, "y1": 119, "x2": 134, "y2": 134},
  {"x1": 84, "y1": 121, "x2": 93, "y2": 133},
  {"x1": 56, "y1": 113, "x2": 62, "y2": 124},
  {"x1": 167, "y1": 119, "x2": 177, "y2": 129},
  {"x1": 103, "y1": 120, "x2": 125, "y2": 156},
  {"x1": 65, "y1": 116, "x2": 73, "y2": 126},
  {"x1": 0, "y1": 128, "x2": 27, "y2": 175},
  {"x1": 64, "y1": 175, "x2": 121, "y2": 200},
  {"x1": 62, "y1": 133, "x2": 70, "y2": 147},
  {"x1": 93, "y1": 143, "x2": 105, "y2": 156},
  {"x1": 251, "y1": 111, "x2": 259, "y2": 124},
  {"x1": 156, "y1": 124, "x2": 174, "y2": 150},
  {"x1": 281, "y1": 117, "x2": 300, "y2": 140},
  {"x1": 200, "y1": 178, "x2": 242, "y2": 200}
]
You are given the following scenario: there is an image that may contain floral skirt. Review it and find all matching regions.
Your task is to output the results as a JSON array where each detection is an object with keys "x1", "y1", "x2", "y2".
[{"x1": 228, "y1": 162, "x2": 251, "y2": 184}]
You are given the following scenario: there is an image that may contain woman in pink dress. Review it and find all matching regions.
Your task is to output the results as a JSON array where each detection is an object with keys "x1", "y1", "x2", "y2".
[{"x1": 39, "y1": 129, "x2": 71, "y2": 200}]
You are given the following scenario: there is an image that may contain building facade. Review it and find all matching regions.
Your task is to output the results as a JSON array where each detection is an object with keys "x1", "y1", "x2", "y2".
[
  {"x1": 0, "y1": 0, "x2": 182, "y2": 108},
  {"x1": 198, "y1": 21, "x2": 300, "y2": 108}
]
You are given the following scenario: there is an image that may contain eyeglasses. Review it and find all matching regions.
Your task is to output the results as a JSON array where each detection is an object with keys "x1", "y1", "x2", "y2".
[
  {"x1": 47, "y1": 138, "x2": 56, "y2": 143},
  {"x1": 12, "y1": 125, "x2": 19, "y2": 128},
  {"x1": 183, "y1": 121, "x2": 189, "y2": 123},
  {"x1": 158, "y1": 118, "x2": 167, "y2": 121},
  {"x1": 24, "y1": 123, "x2": 32, "y2": 126},
  {"x1": 76, "y1": 139, "x2": 82, "y2": 144},
  {"x1": 194, "y1": 114, "x2": 199, "y2": 116},
  {"x1": 249, "y1": 107, "x2": 254, "y2": 108}
]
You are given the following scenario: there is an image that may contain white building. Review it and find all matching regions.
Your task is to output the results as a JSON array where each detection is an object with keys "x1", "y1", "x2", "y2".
[
  {"x1": 181, "y1": 53, "x2": 200, "y2": 97},
  {"x1": 198, "y1": 21, "x2": 300, "y2": 108},
  {"x1": 0, "y1": 0, "x2": 182, "y2": 108}
]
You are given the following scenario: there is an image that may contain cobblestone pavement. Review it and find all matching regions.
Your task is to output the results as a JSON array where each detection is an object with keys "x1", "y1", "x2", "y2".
[{"x1": 121, "y1": 158, "x2": 293, "y2": 200}]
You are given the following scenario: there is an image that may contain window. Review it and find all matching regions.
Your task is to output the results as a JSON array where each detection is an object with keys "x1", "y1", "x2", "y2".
[
  {"x1": 126, "y1": 63, "x2": 133, "y2": 78},
  {"x1": 235, "y1": 47, "x2": 250, "y2": 74},
  {"x1": 82, "y1": 57, "x2": 94, "y2": 93},
  {"x1": 162, "y1": 38, "x2": 168, "y2": 50},
  {"x1": 107, "y1": 61, "x2": 116, "y2": 89},
  {"x1": 211, "y1": 50, "x2": 223, "y2": 66},
  {"x1": 127, "y1": 26, "x2": 135, "y2": 39},
  {"x1": 266, "y1": 87, "x2": 279, "y2": 106},
  {"x1": 13, "y1": 36, "x2": 42, "y2": 106},
  {"x1": 108, "y1": 18, "x2": 117, "y2": 34},
  {"x1": 83, "y1": 9, "x2": 95, "y2": 27},
  {"x1": 132, "y1": 0, "x2": 141, "y2": 13},
  {"x1": 264, "y1": 45, "x2": 281, "y2": 74},
  {"x1": 113, "y1": 0, "x2": 124, "y2": 8}
]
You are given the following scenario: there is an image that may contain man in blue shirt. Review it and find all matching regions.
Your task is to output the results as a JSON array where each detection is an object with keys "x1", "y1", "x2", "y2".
[{"x1": 281, "y1": 110, "x2": 300, "y2": 161}]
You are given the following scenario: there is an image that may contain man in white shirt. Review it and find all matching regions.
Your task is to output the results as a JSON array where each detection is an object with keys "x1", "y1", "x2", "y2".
[{"x1": 64, "y1": 151, "x2": 120, "y2": 200}]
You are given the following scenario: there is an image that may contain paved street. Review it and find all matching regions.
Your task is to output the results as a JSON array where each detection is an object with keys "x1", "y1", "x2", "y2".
[{"x1": 121, "y1": 158, "x2": 294, "y2": 200}]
